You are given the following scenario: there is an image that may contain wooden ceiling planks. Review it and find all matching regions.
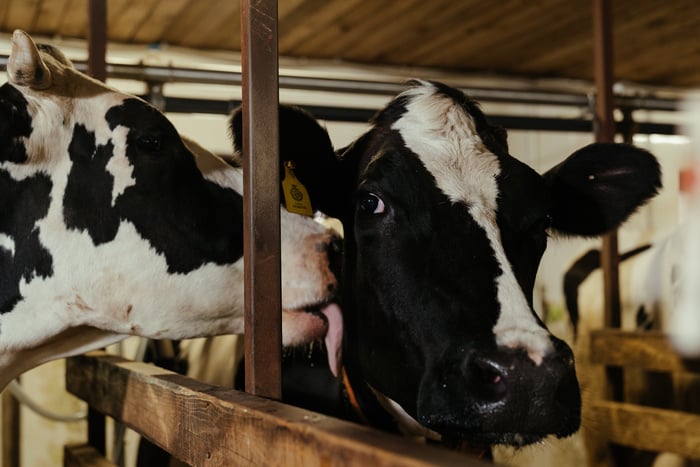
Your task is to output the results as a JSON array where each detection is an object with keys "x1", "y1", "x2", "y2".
[
  {"x1": 4, "y1": 0, "x2": 41, "y2": 32},
  {"x1": 58, "y1": 0, "x2": 89, "y2": 37},
  {"x1": 293, "y1": 0, "x2": 395, "y2": 59},
  {"x1": 278, "y1": 0, "x2": 364, "y2": 53},
  {"x1": 109, "y1": 0, "x2": 160, "y2": 43},
  {"x1": 176, "y1": 0, "x2": 237, "y2": 49},
  {"x1": 33, "y1": 0, "x2": 70, "y2": 33},
  {"x1": 1, "y1": 0, "x2": 699, "y2": 88}
]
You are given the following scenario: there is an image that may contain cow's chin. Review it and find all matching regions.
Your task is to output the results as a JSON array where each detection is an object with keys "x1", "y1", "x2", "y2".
[
  {"x1": 281, "y1": 303, "x2": 343, "y2": 378},
  {"x1": 442, "y1": 432, "x2": 543, "y2": 452},
  {"x1": 370, "y1": 388, "x2": 541, "y2": 456}
]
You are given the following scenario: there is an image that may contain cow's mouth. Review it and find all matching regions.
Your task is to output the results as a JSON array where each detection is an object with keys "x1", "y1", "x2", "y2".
[{"x1": 282, "y1": 302, "x2": 343, "y2": 378}]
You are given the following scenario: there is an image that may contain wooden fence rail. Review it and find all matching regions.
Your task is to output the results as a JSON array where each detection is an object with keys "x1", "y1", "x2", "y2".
[
  {"x1": 590, "y1": 329, "x2": 700, "y2": 373},
  {"x1": 65, "y1": 352, "x2": 489, "y2": 467},
  {"x1": 589, "y1": 329, "x2": 700, "y2": 460}
]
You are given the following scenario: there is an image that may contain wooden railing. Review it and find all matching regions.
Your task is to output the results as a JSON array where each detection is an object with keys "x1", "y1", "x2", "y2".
[
  {"x1": 587, "y1": 329, "x2": 700, "y2": 460},
  {"x1": 63, "y1": 352, "x2": 489, "y2": 466}
]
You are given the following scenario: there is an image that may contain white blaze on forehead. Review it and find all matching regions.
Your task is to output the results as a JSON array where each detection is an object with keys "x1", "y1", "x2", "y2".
[{"x1": 392, "y1": 81, "x2": 552, "y2": 363}]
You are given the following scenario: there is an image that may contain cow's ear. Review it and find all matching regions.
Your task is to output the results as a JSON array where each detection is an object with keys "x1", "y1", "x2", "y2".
[
  {"x1": 8, "y1": 30, "x2": 52, "y2": 89},
  {"x1": 543, "y1": 142, "x2": 662, "y2": 236},
  {"x1": 228, "y1": 105, "x2": 348, "y2": 218}
]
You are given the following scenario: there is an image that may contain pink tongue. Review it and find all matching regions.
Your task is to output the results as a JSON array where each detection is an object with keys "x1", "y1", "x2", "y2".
[{"x1": 320, "y1": 303, "x2": 343, "y2": 378}]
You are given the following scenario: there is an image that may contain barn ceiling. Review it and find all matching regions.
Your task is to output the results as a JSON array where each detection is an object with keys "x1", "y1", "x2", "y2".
[{"x1": 0, "y1": 0, "x2": 698, "y2": 89}]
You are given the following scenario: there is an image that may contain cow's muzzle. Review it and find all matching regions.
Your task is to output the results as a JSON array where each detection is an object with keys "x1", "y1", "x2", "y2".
[{"x1": 417, "y1": 336, "x2": 581, "y2": 447}]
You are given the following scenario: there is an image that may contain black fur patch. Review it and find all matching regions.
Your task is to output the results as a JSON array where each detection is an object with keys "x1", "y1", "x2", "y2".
[
  {"x1": 0, "y1": 84, "x2": 33, "y2": 163},
  {"x1": 62, "y1": 99, "x2": 244, "y2": 273},
  {"x1": 0, "y1": 170, "x2": 54, "y2": 313},
  {"x1": 63, "y1": 124, "x2": 120, "y2": 244}
]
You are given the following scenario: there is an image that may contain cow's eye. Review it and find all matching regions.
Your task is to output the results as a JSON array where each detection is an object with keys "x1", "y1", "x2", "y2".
[
  {"x1": 358, "y1": 193, "x2": 385, "y2": 214},
  {"x1": 136, "y1": 134, "x2": 161, "y2": 153}
]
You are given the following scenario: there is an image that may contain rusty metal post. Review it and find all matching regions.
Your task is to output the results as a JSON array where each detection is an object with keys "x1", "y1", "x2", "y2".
[
  {"x1": 590, "y1": 3, "x2": 628, "y2": 466},
  {"x1": 87, "y1": 0, "x2": 107, "y2": 82},
  {"x1": 2, "y1": 390, "x2": 19, "y2": 467},
  {"x1": 86, "y1": 0, "x2": 108, "y2": 456},
  {"x1": 593, "y1": 0, "x2": 621, "y2": 331},
  {"x1": 240, "y1": 0, "x2": 282, "y2": 399}
]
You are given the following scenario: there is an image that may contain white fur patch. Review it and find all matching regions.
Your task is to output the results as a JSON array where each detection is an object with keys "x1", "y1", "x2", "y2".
[
  {"x1": 105, "y1": 125, "x2": 135, "y2": 204},
  {"x1": 0, "y1": 234, "x2": 15, "y2": 257},
  {"x1": 392, "y1": 81, "x2": 552, "y2": 362}
]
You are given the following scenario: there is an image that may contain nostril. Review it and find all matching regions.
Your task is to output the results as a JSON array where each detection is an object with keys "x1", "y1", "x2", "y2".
[{"x1": 469, "y1": 355, "x2": 507, "y2": 399}]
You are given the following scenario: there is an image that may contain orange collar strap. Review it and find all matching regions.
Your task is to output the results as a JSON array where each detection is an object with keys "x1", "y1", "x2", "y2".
[{"x1": 341, "y1": 366, "x2": 370, "y2": 425}]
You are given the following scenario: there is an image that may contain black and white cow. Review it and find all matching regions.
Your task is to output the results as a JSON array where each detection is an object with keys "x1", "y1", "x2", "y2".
[
  {"x1": 0, "y1": 30, "x2": 343, "y2": 391},
  {"x1": 564, "y1": 222, "x2": 697, "y2": 342},
  {"x1": 241, "y1": 81, "x2": 662, "y2": 449},
  {"x1": 563, "y1": 222, "x2": 700, "y2": 467}
]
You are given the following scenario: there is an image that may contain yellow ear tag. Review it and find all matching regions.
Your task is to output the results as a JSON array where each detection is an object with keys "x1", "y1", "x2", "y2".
[{"x1": 282, "y1": 161, "x2": 313, "y2": 217}]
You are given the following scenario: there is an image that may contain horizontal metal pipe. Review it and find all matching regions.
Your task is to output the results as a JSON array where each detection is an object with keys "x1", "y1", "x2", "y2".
[
  {"x1": 146, "y1": 95, "x2": 678, "y2": 134},
  {"x1": 0, "y1": 56, "x2": 680, "y2": 111}
]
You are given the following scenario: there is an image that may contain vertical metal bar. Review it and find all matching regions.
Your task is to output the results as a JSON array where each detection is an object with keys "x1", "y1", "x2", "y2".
[
  {"x1": 593, "y1": 0, "x2": 621, "y2": 331},
  {"x1": 2, "y1": 389, "x2": 19, "y2": 467},
  {"x1": 240, "y1": 0, "x2": 282, "y2": 399},
  {"x1": 86, "y1": 0, "x2": 108, "y2": 456},
  {"x1": 593, "y1": 4, "x2": 626, "y2": 466},
  {"x1": 87, "y1": 0, "x2": 107, "y2": 82}
]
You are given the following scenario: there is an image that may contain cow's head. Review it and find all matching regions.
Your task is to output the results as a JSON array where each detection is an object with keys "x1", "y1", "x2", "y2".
[
  {"x1": 0, "y1": 30, "x2": 341, "y2": 389},
  {"x1": 294, "y1": 80, "x2": 661, "y2": 447}
]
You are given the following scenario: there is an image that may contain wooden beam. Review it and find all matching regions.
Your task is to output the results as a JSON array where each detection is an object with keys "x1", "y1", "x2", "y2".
[
  {"x1": 588, "y1": 401, "x2": 700, "y2": 460},
  {"x1": 65, "y1": 353, "x2": 487, "y2": 467},
  {"x1": 64, "y1": 444, "x2": 116, "y2": 467},
  {"x1": 240, "y1": 0, "x2": 283, "y2": 399},
  {"x1": 590, "y1": 330, "x2": 700, "y2": 373}
]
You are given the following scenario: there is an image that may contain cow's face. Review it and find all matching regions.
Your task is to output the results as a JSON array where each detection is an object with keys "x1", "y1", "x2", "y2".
[
  {"x1": 316, "y1": 80, "x2": 661, "y2": 446},
  {"x1": 0, "y1": 30, "x2": 341, "y2": 388}
]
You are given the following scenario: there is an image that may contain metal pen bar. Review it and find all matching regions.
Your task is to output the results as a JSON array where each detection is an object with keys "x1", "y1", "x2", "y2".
[{"x1": 241, "y1": 0, "x2": 282, "y2": 399}]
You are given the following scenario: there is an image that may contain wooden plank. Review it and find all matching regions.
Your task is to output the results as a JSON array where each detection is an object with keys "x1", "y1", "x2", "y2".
[
  {"x1": 33, "y1": 0, "x2": 71, "y2": 33},
  {"x1": 58, "y1": 0, "x2": 88, "y2": 37},
  {"x1": 240, "y1": 0, "x2": 282, "y2": 399},
  {"x1": 128, "y1": 0, "x2": 190, "y2": 44},
  {"x1": 279, "y1": 0, "x2": 365, "y2": 52},
  {"x1": 4, "y1": 0, "x2": 40, "y2": 32},
  {"x1": 159, "y1": 0, "x2": 216, "y2": 47},
  {"x1": 108, "y1": 0, "x2": 159, "y2": 42},
  {"x1": 590, "y1": 329, "x2": 700, "y2": 373},
  {"x1": 64, "y1": 444, "x2": 116, "y2": 467},
  {"x1": 65, "y1": 352, "x2": 487, "y2": 467},
  {"x1": 588, "y1": 401, "x2": 700, "y2": 460},
  {"x1": 177, "y1": 0, "x2": 235, "y2": 48}
]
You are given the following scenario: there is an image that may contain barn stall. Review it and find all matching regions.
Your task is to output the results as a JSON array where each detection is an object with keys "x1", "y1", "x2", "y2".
[{"x1": 0, "y1": 0, "x2": 699, "y2": 466}]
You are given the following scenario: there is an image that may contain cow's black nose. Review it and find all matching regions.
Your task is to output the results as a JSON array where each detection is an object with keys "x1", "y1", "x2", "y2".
[
  {"x1": 462, "y1": 337, "x2": 580, "y2": 438},
  {"x1": 418, "y1": 336, "x2": 580, "y2": 445},
  {"x1": 466, "y1": 339, "x2": 577, "y2": 404},
  {"x1": 466, "y1": 353, "x2": 509, "y2": 401}
]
